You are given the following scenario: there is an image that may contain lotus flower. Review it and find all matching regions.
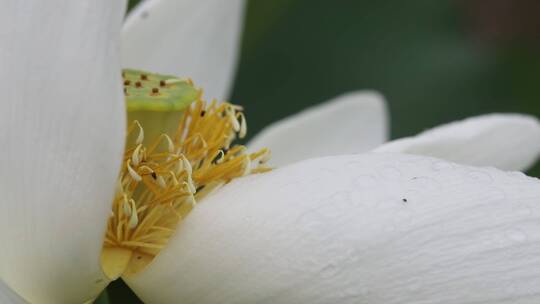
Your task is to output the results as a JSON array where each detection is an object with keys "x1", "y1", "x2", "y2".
[{"x1": 2, "y1": 1, "x2": 540, "y2": 304}]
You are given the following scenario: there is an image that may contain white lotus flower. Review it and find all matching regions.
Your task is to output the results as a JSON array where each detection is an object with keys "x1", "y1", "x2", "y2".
[{"x1": 2, "y1": 1, "x2": 540, "y2": 304}]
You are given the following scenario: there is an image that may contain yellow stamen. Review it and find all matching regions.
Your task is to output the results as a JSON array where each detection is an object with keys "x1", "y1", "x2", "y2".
[{"x1": 101, "y1": 97, "x2": 270, "y2": 279}]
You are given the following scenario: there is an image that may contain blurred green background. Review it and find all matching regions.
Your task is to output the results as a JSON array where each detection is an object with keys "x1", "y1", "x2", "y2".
[{"x1": 105, "y1": 0, "x2": 540, "y2": 302}]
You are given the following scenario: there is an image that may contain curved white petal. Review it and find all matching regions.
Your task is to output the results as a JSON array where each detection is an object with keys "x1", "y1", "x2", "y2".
[
  {"x1": 127, "y1": 153, "x2": 540, "y2": 303},
  {"x1": 122, "y1": 0, "x2": 245, "y2": 101},
  {"x1": 374, "y1": 114, "x2": 540, "y2": 171},
  {"x1": 0, "y1": 1, "x2": 126, "y2": 303},
  {"x1": 248, "y1": 91, "x2": 389, "y2": 167}
]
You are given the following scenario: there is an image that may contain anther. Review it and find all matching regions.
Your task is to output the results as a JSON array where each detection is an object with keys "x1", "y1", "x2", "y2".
[
  {"x1": 128, "y1": 199, "x2": 138, "y2": 228},
  {"x1": 127, "y1": 160, "x2": 142, "y2": 182},
  {"x1": 122, "y1": 195, "x2": 131, "y2": 216},
  {"x1": 186, "y1": 176, "x2": 197, "y2": 194},
  {"x1": 134, "y1": 121, "x2": 144, "y2": 144},
  {"x1": 132, "y1": 144, "x2": 143, "y2": 166},
  {"x1": 227, "y1": 109, "x2": 240, "y2": 132},
  {"x1": 231, "y1": 104, "x2": 244, "y2": 111},
  {"x1": 176, "y1": 159, "x2": 184, "y2": 174},
  {"x1": 182, "y1": 156, "x2": 193, "y2": 175},
  {"x1": 169, "y1": 172, "x2": 180, "y2": 186},
  {"x1": 238, "y1": 113, "x2": 247, "y2": 139}
]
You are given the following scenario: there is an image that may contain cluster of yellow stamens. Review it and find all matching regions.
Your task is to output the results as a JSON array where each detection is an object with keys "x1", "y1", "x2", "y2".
[{"x1": 101, "y1": 74, "x2": 271, "y2": 279}]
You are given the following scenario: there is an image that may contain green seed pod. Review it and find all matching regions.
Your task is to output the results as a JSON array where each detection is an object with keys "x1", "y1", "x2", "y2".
[{"x1": 123, "y1": 69, "x2": 200, "y2": 144}]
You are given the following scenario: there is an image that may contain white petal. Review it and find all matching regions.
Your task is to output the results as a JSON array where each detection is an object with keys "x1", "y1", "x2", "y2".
[
  {"x1": 127, "y1": 153, "x2": 540, "y2": 303},
  {"x1": 374, "y1": 114, "x2": 540, "y2": 171},
  {"x1": 122, "y1": 0, "x2": 245, "y2": 101},
  {"x1": 248, "y1": 91, "x2": 389, "y2": 167},
  {"x1": 0, "y1": 280, "x2": 27, "y2": 304},
  {"x1": 0, "y1": 1, "x2": 126, "y2": 303}
]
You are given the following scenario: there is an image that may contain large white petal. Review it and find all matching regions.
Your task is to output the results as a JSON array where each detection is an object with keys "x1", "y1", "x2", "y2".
[
  {"x1": 374, "y1": 114, "x2": 540, "y2": 171},
  {"x1": 122, "y1": 0, "x2": 245, "y2": 101},
  {"x1": 248, "y1": 91, "x2": 388, "y2": 167},
  {"x1": 127, "y1": 153, "x2": 540, "y2": 303},
  {"x1": 0, "y1": 1, "x2": 126, "y2": 303}
]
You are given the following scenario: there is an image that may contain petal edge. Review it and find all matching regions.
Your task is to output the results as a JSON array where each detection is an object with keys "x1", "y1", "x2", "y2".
[
  {"x1": 375, "y1": 114, "x2": 540, "y2": 171},
  {"x1": 248, "y1": 91, "x2": 389, "y2": 166}
]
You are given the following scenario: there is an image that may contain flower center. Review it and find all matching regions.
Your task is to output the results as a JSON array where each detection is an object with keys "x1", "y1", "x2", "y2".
[{"x1": 100, "y1": 70, "x2": 271, "y2": 280}]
